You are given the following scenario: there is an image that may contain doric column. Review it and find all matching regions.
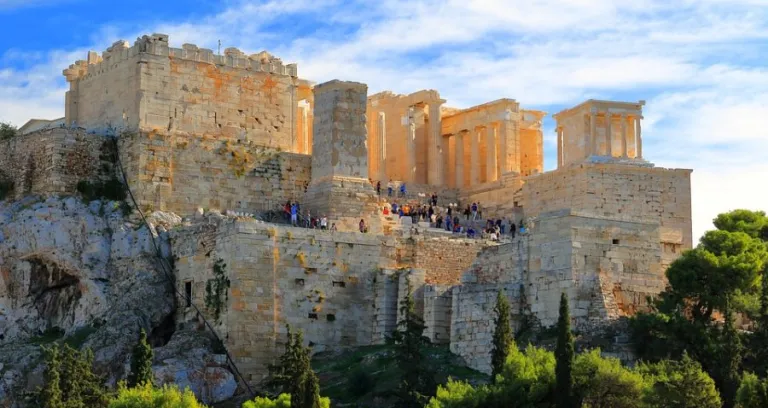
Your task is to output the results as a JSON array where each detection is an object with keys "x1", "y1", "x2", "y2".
[
  {"x1": 605, "y1": 112, "x2": 613, "y2": 156},
  {"x1": 299, "y1": 101, "x2": 310, "y2": 154},
  {"x1": 378, "y1": 112, "x2": 386, "y2": 181},
  {"x1": 406, "y1": 107, "x2": 416, "y2": 182},
  {"x1": 470, "y1": 127, "x2": 480, "y2": 186},
  {"x1": 498, "y1": 112, "x2": 519, "y2": 174},
  {"x1": 635, "y1": 115, "x2": 643, "y2": 159},
  {"x1": 455, "y1": 132, "x2": 465, "y2": 188},
  {"x1": 428, "y1": 102, "x2": 444, "y2": 185},
  {"x1": 620, "y1": 113, "x2": 628, "y2": 158},
  {"x1": 590, "y1": 111, "x2": 597, "y2": 156},
  {"x1": 486, "y1": 124, "x2": 498, "y2": 182},
  {"x1": 496, "y1": 121, "x2": 505, "y2": 177},
  {"x1": 557, "y1": 127, "x2": 563, "y2": 168}
]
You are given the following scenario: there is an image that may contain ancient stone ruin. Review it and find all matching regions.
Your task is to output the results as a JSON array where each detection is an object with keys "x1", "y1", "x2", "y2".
[{"x1": 3, "y1": 34, "x2": 692, "y2": 382}]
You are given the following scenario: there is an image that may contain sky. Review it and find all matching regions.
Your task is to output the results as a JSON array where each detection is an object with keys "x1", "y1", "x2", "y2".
[{"x1": 0, "y1": 0, "x2": 766, "y2": 243}]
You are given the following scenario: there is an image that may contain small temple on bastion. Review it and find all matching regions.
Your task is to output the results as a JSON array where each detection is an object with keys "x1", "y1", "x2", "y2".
[{"x1": 2, "y1": 34, "x2": 692, "y2": 381}]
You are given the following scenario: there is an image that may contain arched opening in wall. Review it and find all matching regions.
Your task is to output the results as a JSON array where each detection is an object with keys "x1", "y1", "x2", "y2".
[{"x1": 26, "y1": 257, "x2": 83, "y2": 331}]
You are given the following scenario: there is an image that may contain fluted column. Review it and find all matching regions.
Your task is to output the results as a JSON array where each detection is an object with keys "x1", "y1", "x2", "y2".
[
  {"x1": 557, "y1": 127, "x2": 563, "y2": 168},
  {"x1": 620, "y1": 113, "x2": 628, "y2": 158},
  {"x1": 605, "y1": 112, "x2": 613, "y2": 156},
  {"x1": 428, "y1": 102, "x2": 444, "y2": 185},
  {"x1": 378, "y1": 112, "x2": 386, "y2": 181},
  {"x1": 486, "y1": 124, "x2": 497, "y2": 182},
  {"x1": 455, "y1": 132, "x2": 465, "y2": 188},
  {"x1": 635, "y1": 115, "x2": 643, "y2": 159},
  {"x1": 498, "y1": 114, "x2": 519, "y2": 174},
  {"x1": 301, "y1": 103, "x2": 310, "y2": 154},
  {"x1": 406, "y1": 107, "x2": 416, "y2": 182},
  {"x1": 590, "y1": 111, "x2": 597, "y2": 156},
  {"x1": 470, "y1": 127, "x2": 480, "y2": 186},
  {"x1": 496, "y1": 122, "x2": 505, "y2": 177}
]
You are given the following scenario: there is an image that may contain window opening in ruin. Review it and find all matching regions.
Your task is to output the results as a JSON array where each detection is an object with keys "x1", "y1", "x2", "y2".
[
  {"x1": 295, "y1": 278, "x2": 305, "y2": 286},
  {"x1": 333, "y1": 281, "x2": 346, "y2": 288},
  {"x1": 327, "y1": 314, "x2": 336, "y2": 322},
  {"x1": 184, "y1": 281, "x2": 192, "y2": 307},
  {"x1": 308, "y1": 313, "x2": 318, "y2": 319},
  {"x1": 612, "y1": 239, "x2": 620, "y2": 245},
  {"x1": 514, "y1": 201, "x2": 519, "y2": 207}
]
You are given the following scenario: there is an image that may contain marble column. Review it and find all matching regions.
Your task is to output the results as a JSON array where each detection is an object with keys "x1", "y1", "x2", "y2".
[
  {"x1": 406, "y1": 107, "x2": 416, "y2": 183},
  {"x1": 378, "y1": 112, "x2": 387, "y2": 181},
  {"x1": 557, "y1": 127, "x2": 563, "y2": 168},
  {"x1": 486, "y1": 124, "x2": 498, "y2": 182},
  {"x1": 590, "y1": 111, "x2": 597, "y2": 156},
  {"x1": 496, "y1": 122, "x2": 505, "y2": 177},
  {"x1": 498, "y1": 115, "x2": 519, "y2": 174},
  {"x1": 470, "y1": 127, "x2": 480, "y2": 186},
  {"x1": 635, "y1": 115, "x2": 643, "y2": 159},
  {"x1": 620, "y1": 113, "x2": 628, "y2": 158},
  {"x1": 605, "y1": 112, "x2": 613, "y2": 156},
  {"x1": 455, "y1": 132, "x2": 465, "y2": 189},
  {"x1": 428, "y1": 102, "x2": 444, "y2": 186},
  {"x1": 301, "y1": 103, "x2": 310, "y2": 154}
]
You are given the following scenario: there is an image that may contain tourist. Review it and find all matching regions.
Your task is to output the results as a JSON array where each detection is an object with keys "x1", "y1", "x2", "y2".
[
  {"x1": 446, "y1": 216, "x2": 452, "y2": 232},
  {"x1": 284, "y1": 201, "x2": 291, "y2": 222},
  {"x1": 290, "y1": 202, "x2": 298, "y2": 226},
  {"x1": 400, "y1": 183, "x2": 406, "y2": 197},
  {"x1": 471, "y1": 202, "x2": 478, "y2": 220},
  {"x1": 306, "y1": 209, "x2": 311, "y2": 228},
  {"x1": 510, "y1": 222, "x2": 517, "y2": 238},
  {"x1": 387, "y1": 181, "x2": 393, "y2": 197},
  {"x1": 392, "y1": 202, "x2": 399, "y2": 214},
  {"x1": 447, "y1": 206, "x2": 452, "y2": 217},
  {"x1": 330, "y1": 223, "x2": 337, "y2": 231},
  {"x1": 431, "y1": 193, "x2": 438, "y2": 206},
  {"x1": 436, "y1": 215, "x2": 443, "y2": 229},
  {"x1": 383, "y1": 206, "x2": 390, "y2": 215},
  {"x1": 430, "y1": 212, "x2": 437, "y2": 226},
  {"x1": 467, "y1": 227, "x2": 476, "y2": 238},
  {"x1": 464, "y1": 205, "x2": 471, "y2": 220},
  {"x1": 376, "y1": 181, "x2": 381, "y2": 196},
  {"x1": 428, "y1": 205, "x2": 434, "y2": 219},
  {"x1": 359, "y1": 219, "x2": 367, "y2": 233},
  {"x1": 320, "y1": 215, "x2": 328, "y2": 230},
  {"x1": 477, "y1": 202, "x2": 482, "y2": 220},
  {"x1": 490, "y1": 229, "x2": 498, "y2": 241}
]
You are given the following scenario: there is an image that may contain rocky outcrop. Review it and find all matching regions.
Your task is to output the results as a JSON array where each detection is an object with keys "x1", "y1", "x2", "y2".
[{"x1": 0, "y1": 196, "x2": 236, "y2": 406}]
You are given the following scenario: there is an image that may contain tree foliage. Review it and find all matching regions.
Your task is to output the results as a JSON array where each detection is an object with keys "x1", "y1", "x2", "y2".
[
  {"x1": 39, "y1": 343, "x2": 109, "y2": 408},
  {"x1": 128, "y1": 329, "x2": 154, "y2": 388},
  {"x1": 0, "y1": 121, "x2": 16, "y2": 140},
  {"x1": 736, "y1": 372, "x2": 768, "y2": 408},
  {"x1": 491, "y1": 290, "x2": 514, "y2": 382},
  {"x1": 572, "y1": 349, "x2": 647, "y2": 408},
  {"x1": 108, "y1": 383, "x2": 206, "y2": 408},
  {"x1": 637, "y1": 352, "x2": 721, "y2": 408},
  {"x1": 555, "y1": 293, "x2": 575, "y2": 408},
  {"x1": 266, "y1": 325, "x2": 326, "y2": 408},
  {"x1": 391, "y1": 279, "x2": 435, "y2": 407},
  {"x1": 713, "y1": 210, "x2": 768, "y2": 240}
]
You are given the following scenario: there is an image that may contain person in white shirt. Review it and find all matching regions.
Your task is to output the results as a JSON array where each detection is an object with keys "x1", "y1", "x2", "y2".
[{"x1": 320, "y1": 215, "x2": 328, "y2": 230}]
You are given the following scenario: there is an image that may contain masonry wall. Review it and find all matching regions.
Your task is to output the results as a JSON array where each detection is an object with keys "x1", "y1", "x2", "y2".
[
  {"x1": 0, "y1": 129, "x2": 114, "y2": 200},
  {"x1": 118, "y1": 131, "x2": 311, "y2": 215},
  {"x1": 409, "y1": 236, "x2": 487, "y2": 285},
  {"x1": 521, "y1": 163, "x2": 693, "y2": 248}
]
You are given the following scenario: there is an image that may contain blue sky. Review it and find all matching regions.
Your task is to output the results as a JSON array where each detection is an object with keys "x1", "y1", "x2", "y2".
[{"x1": 1, "y1": 0, "x2": 767, "y2": 241}]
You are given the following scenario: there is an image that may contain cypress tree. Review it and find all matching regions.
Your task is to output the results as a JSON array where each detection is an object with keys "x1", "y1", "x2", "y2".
[
  {"x1": 128, "y1": 328, "x2": 154, "y2": 387},
  {"x1": 555, "y1": 292, "x2": 575, "y2": 408},
  {"x1": 393, "y1": 278, "x2": 434, "y2": 408},
  {"x1": 268, "y1": 325, "x2": 323, "y2": 408},
  {"x1": 491, "y1": 289, "x2": 514, "y2": 382},
  {"x1": 721, "y1": 297, "x2": 743, "y2": 408},
  {"x1": 41, "y1": 345, "x2": 64, "y2": 408}
]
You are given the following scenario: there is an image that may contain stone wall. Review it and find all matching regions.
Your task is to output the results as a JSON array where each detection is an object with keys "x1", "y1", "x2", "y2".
[
  {"x1": 64, "y1": 34, "x2": 301, "y2": 152},
  {"x1": 118, "y1": 130, "x2": 311, "y2": 215},
  {"x1": 409, "y1": 236, "x2": 488, "y2": 285},
  {"x1": 0, "y1": 129, "x2": 114, "y2": 200}
]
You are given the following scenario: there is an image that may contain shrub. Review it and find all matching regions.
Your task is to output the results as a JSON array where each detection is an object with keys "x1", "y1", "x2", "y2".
[
  {"x1": 0, "y1": 121, "x2": 17, "y2": 140},
  {"x1": 77, "y1": 178, "x2": 127, "y2": 202},
  {"x1": 348, "y1": 367, "x2": 375, "y2": 397},
  {"x1": 108, "y1": 383, "x2": 206, "y2": 408},
  {"x1": 242, "y1": 393, "x2": 291, "y2": 408}
]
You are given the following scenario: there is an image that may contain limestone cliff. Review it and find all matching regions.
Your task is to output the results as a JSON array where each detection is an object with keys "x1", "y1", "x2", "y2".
[{"x1": 0, "y1": 196, "x2": 236, "y2": 406}]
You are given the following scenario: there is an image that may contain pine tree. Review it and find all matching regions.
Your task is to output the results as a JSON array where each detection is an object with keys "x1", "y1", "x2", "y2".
[
  {"x1": 490, "y1": 289, "x2": 514, "y2": 382},
  {"x1": 267, "y1": 325, "x2": 323, "y2": 408},
  {"x1": 128, "y1": 328, "x2": 154, "y2": 387},
  {"x1": 393, "y1": 278, "x2": 435, "y2": 408},
  {"x1": 41, "y1": 345, "x2": 64, "y2": 408},
  {"x1": 721, "y1": 297, "x2": 743, "y2": 408},
  {"x1": 555, "y1": 292, "x2": 575, "y2": 408}
]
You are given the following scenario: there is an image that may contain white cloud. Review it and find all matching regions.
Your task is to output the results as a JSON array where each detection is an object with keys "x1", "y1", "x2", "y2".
[{"x1": 1, "y1": 0, "x2": 766, "y2": 242}]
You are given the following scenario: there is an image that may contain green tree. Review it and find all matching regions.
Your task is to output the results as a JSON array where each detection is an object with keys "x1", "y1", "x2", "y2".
[
  {"x1": 0, "y1": 121, "x2": 16, "y2": 140},
  {"x1": 108, "y1": 383, "x2": 206, "y2": 408},
  {"x1": 637, "y1": 352, "x2": 721, "y2": 408},
  {"x1": 555, "y1": 293, "x2": 575, "y2": 408},
  {"x1": 266, "y1": 325, "x2": 326, "y2": 408},
  {"x1": 572, "y1": 349, "x2": 647, "y2": 408},
  {"x1": 713, "y1": 210, "x2": 768, "y2": 239},
  {"x1": 735, "y1": 372, "x2": 768, "y2": 408},
  {"x1": 426, "y1": 379, "x2": 490, "y2": 408},
  {"x1": 392, "y1": 279, "x2": 435, "y2": 408},
  {"x1": 128, "y1": 329, "x2": 154, "y2": 387},
  {"x1": 41, "y1": 345, "x2": 64, "y2": 408},
  {"x1": 720, "y1": 299, "x2": 743, "y2": 408},
  {"x1": 491, "y1": 290, "x2": 514, "y2": 382},
  {"x1": 243, "y1": 394, "x2": 292, "y2": 408}
]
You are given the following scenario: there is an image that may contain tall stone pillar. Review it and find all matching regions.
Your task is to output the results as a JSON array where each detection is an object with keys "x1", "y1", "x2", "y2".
[
  {"x1": 605, "y1": 112, "x2": 613, "y2": 156},
  {"x1": 470, "y1": 127, "x2": 480, "y2": 187},
  {"x1": 455, "y1": 132, "x2": 465, "y2": 189},
  {"x1": 498, "y1": 113, "x2": 519, "y2": 174},
  {"x1": 486, "y1": 124, "x2": 498, "y2": 182},
  {"x1": 406, "y1": 107, "x2": 417, "y2": 183},
  {"x1": 378, "y1": 112, "x2": 387, "y2": 181},
  {"x1": 304, "y1": 80, "x2": 379, "y2": 232},
  {"x1": 428, "y1": 102, "x2": 445, "y2": 186},
  {"x1": 590, "y1": 111, "x2": 597, "y2": 156},
  {"x1": 620, "y1": 114, "x2": 628, "y2": 158},
  {"x1": 298, "y1": 100, "x2": 310, "y2": 154},
  {"x1": 557, "y1": 127, "x2": 563, "y2": 168},
  {"x1": 635, "y1": 116, "x2": 643, "y2": 159}
]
